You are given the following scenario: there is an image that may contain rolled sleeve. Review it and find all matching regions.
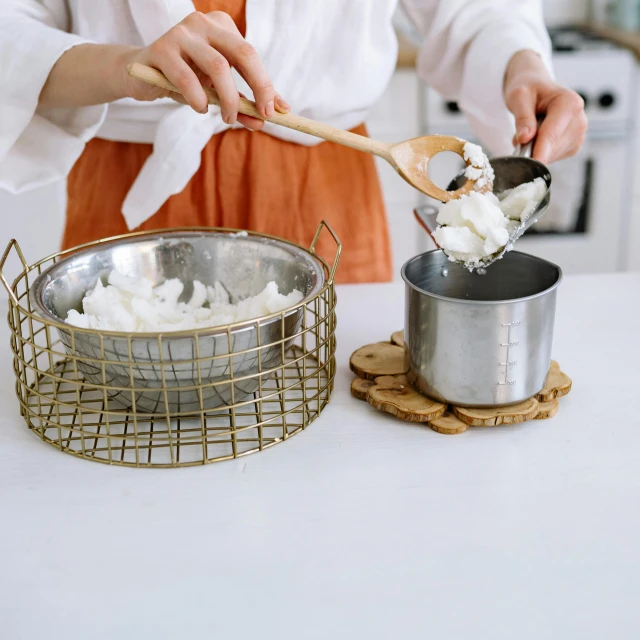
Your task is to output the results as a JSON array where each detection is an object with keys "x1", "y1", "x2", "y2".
[
  {"x1": 460, "y1": 18, "x2": 553, "y2": 154},
  {"x1": 402, "y1": 0, "x2": 552, "y2": 155},
  {"x1": 0, "y1": 12, "x2": 107, "y2": 193}
]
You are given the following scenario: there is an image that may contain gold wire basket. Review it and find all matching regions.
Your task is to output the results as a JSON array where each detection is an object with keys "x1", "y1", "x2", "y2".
[{"x1": 1, "y1": 223, "x2": 340, "y2": 468}]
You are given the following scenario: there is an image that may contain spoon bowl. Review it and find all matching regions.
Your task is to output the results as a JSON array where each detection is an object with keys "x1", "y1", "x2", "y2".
[{"x1": 388, "y1": 135, "x2": 491, "y2": 202}]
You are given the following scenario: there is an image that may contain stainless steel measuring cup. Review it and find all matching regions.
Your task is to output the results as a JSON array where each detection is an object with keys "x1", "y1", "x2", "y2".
[{"x1": 402, "y1": 250, "x2": 562, "y2": 407}]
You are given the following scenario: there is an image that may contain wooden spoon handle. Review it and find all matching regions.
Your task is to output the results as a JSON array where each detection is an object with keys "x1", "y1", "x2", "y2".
[{"x1": 127, "y1": 63, "x2": 391, "y2": 158}]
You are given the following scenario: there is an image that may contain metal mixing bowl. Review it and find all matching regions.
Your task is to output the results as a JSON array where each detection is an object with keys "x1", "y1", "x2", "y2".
[{"x1": 30, "y1": 231, "x2": 326, "y2": 413}]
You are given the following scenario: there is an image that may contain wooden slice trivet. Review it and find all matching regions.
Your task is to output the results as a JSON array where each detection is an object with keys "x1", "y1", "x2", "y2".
[
  {"x1": 453, "y1": 398, "x2": 540, "y2": 427},
  {"x1": 349, "y1": 342, "x2": 407, "y2": 381},
  {"x1": 366, "y1": 374, "x2": 446, "y2": 423},
  {"x1": 390, "y1": 330, "x2": 405, "y2": 348},
  {"x1": 350, "y1": 337, "x2": 572, "y2": 434},
  {"x1": 429, "y1": 412, "x2": 469, "y2": 435},
  {"x1": 537, "y1": 360, "x2": 572, "y2": 402},
  {"x1": 351, "y1": 377, "x2": 375, "y2": 401},
  {"x1": 534, "y1": 399, "x2": 560, "y2": 420}
]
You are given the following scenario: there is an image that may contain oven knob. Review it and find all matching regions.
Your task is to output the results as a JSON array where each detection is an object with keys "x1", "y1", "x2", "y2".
[
  {"x1": 577, "y1": 92, "x2": 588, "y2": 108},
  {"x1": 598, "y1": 92, "x2": 616, "y2": 108},
  {"x1": 445, "y1": 101, "x2": 461, "y2": 113}
]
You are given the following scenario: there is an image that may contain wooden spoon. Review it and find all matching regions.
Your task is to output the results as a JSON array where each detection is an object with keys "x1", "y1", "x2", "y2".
[{"x1": 127, "y1": 62, "x2": 488, "y2": 202}]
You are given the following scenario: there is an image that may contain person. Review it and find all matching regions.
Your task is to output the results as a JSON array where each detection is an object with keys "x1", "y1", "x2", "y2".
[{"x1": 0, "y1": 0, "x2": 587, "y2": 284}]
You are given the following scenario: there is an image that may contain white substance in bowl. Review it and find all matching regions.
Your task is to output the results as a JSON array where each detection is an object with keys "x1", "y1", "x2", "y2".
[
  {"x1": 433, "y1": 191, "x2": 509, "y2": 267},
  {"x1": 66, "y1": 270, "x2": 304, "y2": 332},
  {"x1": 462, "y1": 142, "x2": 495, "y2": 192},
  {"x1": 433, "y1": 176, "x2": 547, "y2": 268},
  {"x1": 497, "y1": 177, "x2": 547, "y2": 222}
]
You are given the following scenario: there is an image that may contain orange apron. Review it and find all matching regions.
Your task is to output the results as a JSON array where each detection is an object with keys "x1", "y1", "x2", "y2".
[{"x1": 64, "y1": 0, "x2": 393, "y2": 284}]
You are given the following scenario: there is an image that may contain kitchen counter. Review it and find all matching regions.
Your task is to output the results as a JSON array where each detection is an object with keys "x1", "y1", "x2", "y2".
[
  {"x1": 585, "y1": 22, "x2": 640, "y2": 61},
  {"x1": 1, "y1": 274, "x2": 639, "y2": 639}
]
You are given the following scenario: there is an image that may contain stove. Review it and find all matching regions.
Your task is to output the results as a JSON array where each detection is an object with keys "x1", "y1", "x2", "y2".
[
  {"x1": 548, "y1": 25, "x2": 617, "y2": 52},
  {"x1": 430, "y1": 26, "x2": 634, "y2": 133},
  {"x1": 549, "y1": 26, "x2": 634, "y2": 131}
]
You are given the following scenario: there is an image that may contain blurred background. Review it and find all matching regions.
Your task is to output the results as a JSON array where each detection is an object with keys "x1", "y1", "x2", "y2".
[{"x1": 2, "y1": 0, "x2": 640, "y2": 280}]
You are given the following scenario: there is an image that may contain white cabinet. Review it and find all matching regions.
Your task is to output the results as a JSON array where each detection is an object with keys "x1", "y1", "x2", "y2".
[
  {"x1": 366, "y1": 69, "x2": 424, "y2": 281},
  {"x1": 627, "y1": 72, "x2": 640, "y2": 272},
  {"x1": 630, "y1": 164, "x2": 640, "y2": 271}
]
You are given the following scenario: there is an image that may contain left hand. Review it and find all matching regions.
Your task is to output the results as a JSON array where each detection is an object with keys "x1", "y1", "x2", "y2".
[{"x1": 504, "y1": 50, "x2": 588, "y2": 164}]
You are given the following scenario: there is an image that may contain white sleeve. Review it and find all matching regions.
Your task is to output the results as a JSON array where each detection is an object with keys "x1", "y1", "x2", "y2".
[
  {"x1": 0, "y1": 1, "x2": 107, "y2": 193},
  {"x1": 400, "y1": 0, "x2": 553, "y2": 155}
]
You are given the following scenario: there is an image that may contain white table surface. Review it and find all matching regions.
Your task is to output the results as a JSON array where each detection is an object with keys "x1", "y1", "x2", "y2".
[{"x1": 1, "y1": 275, "x2": 639, "y2": 639}]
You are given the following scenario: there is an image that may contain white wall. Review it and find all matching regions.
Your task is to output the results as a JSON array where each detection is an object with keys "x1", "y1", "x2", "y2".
[
  {"x1": 628, "y1": 68, "x2": 640, "y2": 271},
  {"x1": 0, "y1": 182, "x2": 66, "y2": 268}
]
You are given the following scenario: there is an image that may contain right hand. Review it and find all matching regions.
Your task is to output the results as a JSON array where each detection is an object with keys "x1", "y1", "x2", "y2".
[{"x1": 122, "y1": 11, "x2": 290, "y2": 129}]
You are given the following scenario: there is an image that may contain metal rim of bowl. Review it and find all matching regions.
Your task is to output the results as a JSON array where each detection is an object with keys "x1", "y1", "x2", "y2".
[
  {"x1": 28, "y1": 228, "x2": 329, "y2": 338},
  {"x1": 401, "y1": 249, "x2": 563, "y2": 306}
]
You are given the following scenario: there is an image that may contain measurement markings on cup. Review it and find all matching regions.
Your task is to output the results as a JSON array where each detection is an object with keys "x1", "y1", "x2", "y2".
[{"x1": 498, "y1": 321, "x2": 520, "y2": 386}]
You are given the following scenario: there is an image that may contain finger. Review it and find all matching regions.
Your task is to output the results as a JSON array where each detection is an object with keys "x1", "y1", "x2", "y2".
[
  {"x1": 237, "y1": 92, "x2": 264, "y2": 130},
  {"x1": 154, "y1": 50, "x2": 209, "y2": 114},
  {"x1": 205, "y1": 10, "x2": 240, "y2": 32},
  {"x1": 546, "y1": 111, "x2": 588, "y2": 163},
  {"x1": 147, "y1": 87, "x2": 175, "y2": 101},
  {"x1": 182, "y1": 37, "x2": 239, "y2": 124},
  {"x1": 506, "y1": 85, "x2": 538, "y2": 145},
  {"x1": 238, "y1": 114, "x2": 265, "y2": 130},
  {"x1": 275, "y1": 94, "x2": 291, "y2": 114},
  {"x1": 533, "y1": 94, "x2": 579, "y2": 164},
  {"x1": 203, "y1": 26, "x2": 276, "y2": 118},
  {"x1": 197, "y1": 12, "x2": 282, "y2": 118},
  {"x1": 170, "y1": 93, "x2": 189, "y2": 106}
]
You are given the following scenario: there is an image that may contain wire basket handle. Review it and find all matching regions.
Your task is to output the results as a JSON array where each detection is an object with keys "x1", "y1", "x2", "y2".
[
  {"x1": 0, "y1": 239, "x2": 27, "y2": 305},
  {"x1": 309, "y1": 220, "x2": 342, "y2": 284}
]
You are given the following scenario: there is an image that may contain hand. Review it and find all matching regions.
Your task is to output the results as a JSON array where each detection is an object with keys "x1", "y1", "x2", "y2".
[
  {"x1": 122, "y1": 11, "x2": 290, "y2": 129},
  {"x1": 504, "y1": 50, "x2": 587, "y2": 164}
]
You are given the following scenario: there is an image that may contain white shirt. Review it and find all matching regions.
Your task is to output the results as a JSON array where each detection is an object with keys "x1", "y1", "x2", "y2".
[{"x1": 0, "y1": 0, "x2": 552, "y2": 230}]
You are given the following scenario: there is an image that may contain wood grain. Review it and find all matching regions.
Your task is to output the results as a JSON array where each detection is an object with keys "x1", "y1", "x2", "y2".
[
  {"x1": 537, "y1": 361, "x2": 572, "y2": 402},
  {"x1": 535, "y1": 399, "x2": 560, "y2": 420},
  {"x1": 351, "y1": 378, "x2": 375, "y2": 401},
  {"x1": 390, "y1": 330, "x2": 405, "y2": 348},
  {"x1": 349, "y1": 343, "x2": 407, "y2": 381},
  {"x1": 367, "y1": 374, "x2": 446, "y2": 423},
  {"x1": 453, "y1": 398, "x2": 540, "y2": 427},
  {"x1": 429, "y1": 412, "x2": 469, "y2": 435}
]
